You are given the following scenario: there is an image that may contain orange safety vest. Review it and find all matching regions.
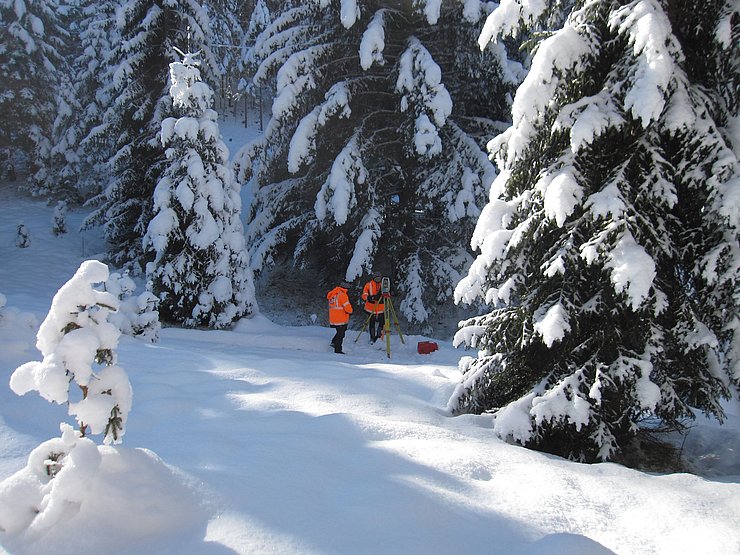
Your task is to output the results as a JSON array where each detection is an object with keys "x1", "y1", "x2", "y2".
[
  {"x1": 362, "y1": 280, "x2": 384, "y2": 314},
  {"x1": 327, "y1": 286, "x2": 353, "y2": 325}
]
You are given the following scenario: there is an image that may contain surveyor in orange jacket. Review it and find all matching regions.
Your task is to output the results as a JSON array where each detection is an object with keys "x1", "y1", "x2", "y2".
[
  {"x1": 362, "y1": 272, "x2": 385, "y2": 344},
  {"x1": 327, "y1": 281, "x2": 353, "y2": 354}
]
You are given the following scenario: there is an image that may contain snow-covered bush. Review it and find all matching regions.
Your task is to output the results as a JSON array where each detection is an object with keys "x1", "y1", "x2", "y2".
[
  {"x1": 10, "y1": 260, "x2": 132, "y2": 445},
  {"x1": 16, "y1": 223, "x2": 30, "y2": 248},
  {"x1": 106, "y1": 271, "x2": 160, "y2": 343},
  {"x1": 51, "y1": 200, "x2": 68, "y2": 236}
]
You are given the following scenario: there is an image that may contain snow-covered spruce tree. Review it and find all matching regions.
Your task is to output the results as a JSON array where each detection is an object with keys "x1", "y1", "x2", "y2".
[
  {"x1": 106, "y1": 271, "x2": 161, "y2": 342},
  {"x1": 10, "y1": 260, "x2": 132, "y2": 445},
  {"x1": 83, "y1": 0, "x2": 214, "y2": 271},
  {"x1": 15, "y1": 223, "x2": 30, "y2": 248},
  {"x1": 144, "y1": 52, "x2": 256, "y2": 328},
  {"x1": 237, "y1": 0, "x2": 271, "y2": 95},
  {"x1": 35, "y1": 0, "x2": 86, "y2": 202},
  {"x1": 51, "y1": 200, "x2": 68, "y2": 235},
  {"x1": 234, "y1": 0, "x2": 519, "y2": 329},
  {"x1": 450, "y1": 0, "x2": 740, "y2": 462},
  {"x1": 51, "y1": 0, "x2": 120, "y2": 204},
  {"x1": 44, "y1": 75, "x2": 85, "y2": 202},
  {"x1": 201, "y1": 0, "x2": 245, "y2": 101},
  {"x1": 0, "y1": 0, "x2": 67, "y2": 192}
]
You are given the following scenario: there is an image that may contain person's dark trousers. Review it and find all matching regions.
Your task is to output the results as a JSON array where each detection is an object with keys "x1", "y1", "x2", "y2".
[
  {"x1": 368, "y1": 313, "x2": 385, "y2": 342},
  {"x1": 331, "y1": 324, "x2": 347, "y2": 353}
]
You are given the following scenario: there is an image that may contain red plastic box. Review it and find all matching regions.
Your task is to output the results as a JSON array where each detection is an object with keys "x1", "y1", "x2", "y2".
[{"x1": 417, "y1": 341, "x2": 439, "y2": 354}]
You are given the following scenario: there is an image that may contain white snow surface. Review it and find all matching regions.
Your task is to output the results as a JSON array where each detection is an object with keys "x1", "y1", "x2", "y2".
[{"x1": 1, "y1": 166, "x2": 739, "y2": 554}]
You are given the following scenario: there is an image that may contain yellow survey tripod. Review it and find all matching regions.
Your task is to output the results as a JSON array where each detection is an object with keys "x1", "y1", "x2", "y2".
[{"x1": 355, "y1": 277, "x2": 405, "y2": 358}]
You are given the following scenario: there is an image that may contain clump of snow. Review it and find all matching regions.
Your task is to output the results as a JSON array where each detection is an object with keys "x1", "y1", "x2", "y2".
[
  {"x1": 0, "y1": 424, "x2": 205, "y2": 552},
  {"x1": 398, "y1": 254, "x2": 429, "y2": 323},
  {"x1": 605, "y1": 232, "x2": 656, "y2": 311},
  {"x1": 501, "y1": 25, "x2": 591, "y2": 166},
  {"x1": 359, "y1": 9, "x2": 386, "y2": 70},
  {"x1": 272, "y1": 45, "x2": 328, "y2": 121},
  {"x1": 478, "y1": 0, "x2": 549, "y2": 48},
  {"x1": 492, "y1": 390, "x2": 538, "y2": 443},
  {"x1": 414, "y1": 113, "x2": 443, "y2": 156},
  {"x1": 537, "y1": 167, "x2": 583, "y2": 227},
  {"x1": 608, "y1": 0, "x2": 677, "y2": 127},
  {"x1": 396, "y1": 38, "x2": 452, "y2": 157},
  {"x1": 448, "y1": 167, "x2": 481, "y2": 222},
  {"x1": 314, "y1": 135, "x2": 365, "y2": 225},
  {"x1": 533, "y1": 303, "x2": 571, "y2": 347},
  {"x1": 531, "y1": 371, "x2": 591, "y2": 432},
  {"x1": 554, "y1": 93, "x2": 625, "y2": 153},
  {"x1": 288, "y1": 83, "x2": 352, "y2": 173},
  {"x1": 346, "y1": 209, "x2": 382, "y2": 281},
  {"x1": 340, "y1": 0, "x2": 360, "y2": 29},
  {"x1": 416, "y1": 0, "x2": 442, "y2": 24}
]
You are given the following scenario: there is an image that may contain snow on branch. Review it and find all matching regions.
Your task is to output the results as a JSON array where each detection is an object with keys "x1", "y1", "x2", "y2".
[
  {"x1": 399, "y1": 254, "x2": 429, "y2": 323},
  {"x1": 340, "y1": 0, "x2": 360, "y2": 29},
  {"x1": 315, "y1": 135, "x2": 366, "y2": 225},
  {"x1": 605, "y1": 231, "x2": 657, "y2": 311},
  {"x1": 413, "y1": 0, "x2": 442, "y2": 25},
  {"x1": 359, "y1": 9, "x2": 386, "y2": 70},
  {"x1": 288, "y1": 82, "x2": 352, "y2": 173},
  {"x1": 448, "y1": 167, "x2": 482, "y2": 222},
  {"x1": 535, "y1": 166, "x2": 583, "y2": 228},
  {"x1": 346, "y1": 209, "x2": 382, "y2": 281},
  {"x1": 608, "y1": 0, "x2": 679, "y2": 127},
  {"x1": 554, "y1": 92, "x2": 626, "y2": 153},
  {"x1": 273, "y1": 45, "x2": 331, "y2": 121},
  {"x1": 533, "y1": 302, "x2": 571, "y2": 347},
  {"x1": 250, "y1": 6, "x2": 313, "y2": 87},
  {"x1": 396, "y1": 38, "x2": 452, "y2": 157},
  {"x1": 478, "y1": 0, "x2": 549, "y2": 48},
  {"x1": 505, "y1": 24, "x2": 591, "y2": 165}
]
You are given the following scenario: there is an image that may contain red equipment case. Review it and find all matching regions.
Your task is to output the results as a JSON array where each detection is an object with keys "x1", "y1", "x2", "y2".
[{"x1": 417, "y1": 341, "x2": 439, "y2": 354}]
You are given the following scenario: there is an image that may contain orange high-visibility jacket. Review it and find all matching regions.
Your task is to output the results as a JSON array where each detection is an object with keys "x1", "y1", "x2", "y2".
[
  {"x1": 362, "y1": 280, "x2": 384, "y2": 314},
  {"x1": 327, "y1": 286, "x2": 353, "y2": 325}
]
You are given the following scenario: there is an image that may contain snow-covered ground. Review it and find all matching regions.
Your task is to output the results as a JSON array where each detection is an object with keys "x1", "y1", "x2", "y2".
[{"x1": 1, "y1": 131, "x2": 739, "y2": 554}]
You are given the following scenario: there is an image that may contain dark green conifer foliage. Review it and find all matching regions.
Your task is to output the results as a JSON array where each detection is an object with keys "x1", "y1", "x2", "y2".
[{"x1": 451, "y1": 0, "x2": 739, "y2": 462}]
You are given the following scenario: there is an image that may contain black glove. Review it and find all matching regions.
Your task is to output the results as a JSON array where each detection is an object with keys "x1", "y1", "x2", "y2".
[{"x1": 367, "y1": 294, "x2": 379, "y2": 303}]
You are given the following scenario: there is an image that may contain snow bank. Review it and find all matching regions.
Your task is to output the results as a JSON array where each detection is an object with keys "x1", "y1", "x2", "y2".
[{"x1": 0, "y1": 424, "x2": 206, "y2": 554}]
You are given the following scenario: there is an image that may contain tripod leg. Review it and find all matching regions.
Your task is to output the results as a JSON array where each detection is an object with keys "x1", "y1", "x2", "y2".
[
  {"x1": 386, "y1": 298, "x2": 405, "y2": 344},
  {"x1": 384, "y1": 303, "x2": 391, "y2": 358},
  {"x1": 354, "y1": 311, "x2": 373, "y2": 342}
]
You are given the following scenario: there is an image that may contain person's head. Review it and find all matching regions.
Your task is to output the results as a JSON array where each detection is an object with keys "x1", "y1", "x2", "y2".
[{"x1": 373, "y1": 272, "x2": 381, "y2": 282}]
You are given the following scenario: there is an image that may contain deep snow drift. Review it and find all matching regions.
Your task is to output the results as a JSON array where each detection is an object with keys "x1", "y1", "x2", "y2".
[{"x1": 1, "y1": 131, "x2": 739, "y2": 554}]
